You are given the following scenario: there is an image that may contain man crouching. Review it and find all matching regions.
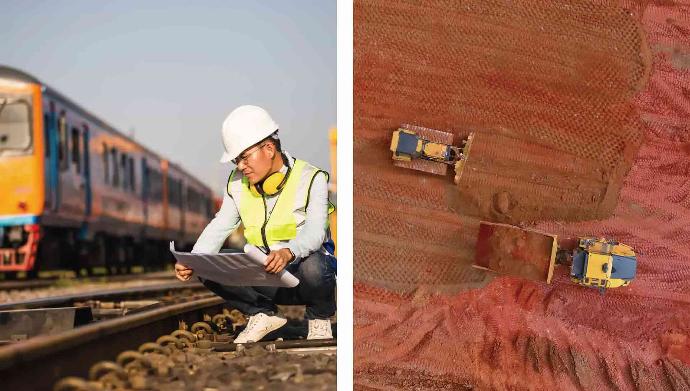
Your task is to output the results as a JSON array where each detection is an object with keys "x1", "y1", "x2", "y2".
[{"x1": 175, "y1": 105, "x2": 336, "y2": 343}]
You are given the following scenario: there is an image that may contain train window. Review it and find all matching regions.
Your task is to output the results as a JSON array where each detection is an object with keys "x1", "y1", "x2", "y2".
[
  {"x1": 175, "y1": 181, "x2": 180, "y2": 207},
  {"x1": 82, "y1": 125, "x2": 89, "y2": 173},
  {"x1": 0, "y1": 95, "x2": 31, "y2": 154},
  {"x1": 186, "y1": 187, "x2": 191, "y2": 210},
  {"x1": 65, "y1": 119, "x2": 71, "y2": 170},
  {"x1": 169, "y1": 177, "x2": 177, "y2": 206},
  {"x1": 157, "y1": 171, "x2": 163, "y2": 201},
  {"x1": 168, "y1": 177, "x2": 174, "y2": 205},
  {"x1": 129, "y1": 157, "x2": 135, "y2": 192},
  {"x1": 150, "y1": 169, "x2": 162, "y2": 201},
  {"x1": 111, "y1": 148, "x2": 119, "y2": 187},
  {"x1": 0, "y1": 95, "x2": 32, "y2": 153},
  {"x1": 204, "y1": 196, "x2": 212, "y2": 217},
  {"x1": 120, "y1": 153, "x2": 128, "y2": 191},
  {"x1": 141, "y1": 158, "x2": 148, "y2": 198},
  {"x1": 71, "y1": 127, "x2": 80, "y2": 173},
  {"x1": 148, "y1": 169, "x2": 156, "y2": 199},
  {"x1": 154, "y1": 170, "x2": 160, "y2": 201},
  {"x1": 58, "y1": 113, "x2": 67, "y2": 171},
  {"x1": 102, "y1": 143, "x2": 109, "y2": 184},
  {"x1": 187, "y1": 187, "x2": 196, "y2": 212},
  {"x1": 169, "y1": 178, "x2": 175, "y2": 205},
  {"x1": 43, "y1": 114, "x2": 50, "y2": 157}
]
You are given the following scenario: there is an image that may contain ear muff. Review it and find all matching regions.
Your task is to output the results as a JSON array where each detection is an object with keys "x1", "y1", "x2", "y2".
[
  {"x1": 250, "y1": 171, "x2": 287, "y2": 196},
  {"x1": 249, "y1": 155, "x2": 292, "y2": 197}
]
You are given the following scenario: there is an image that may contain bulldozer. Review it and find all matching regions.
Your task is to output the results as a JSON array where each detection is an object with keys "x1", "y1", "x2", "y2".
[
  {"x1": 389, "y1": 124, "x2": 474, "y2": 178},
  {"x1": 472, "y1": 222, "x2": 637, "y2": 293}
]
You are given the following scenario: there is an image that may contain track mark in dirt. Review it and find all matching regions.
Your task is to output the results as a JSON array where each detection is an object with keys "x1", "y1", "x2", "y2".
[
  {"x1": 570, "y1": 347, "x2": 596, "y2": 391},
  {"x1": 547, "y1": 340, "x2": 569, "y2": 378},
  {"x1": 355, "y1": 366, "x2": 475, "y2": 391},
  {"x1": 660, "y1": 357, "x2": 690, "y2": 390},
  {"x1": 481, "y1": 336, "x2": 504, "y2": 369},
  {"x1": 515, "y1": 282, "x2": 541, "y2": 311},
  {"x1": 630, "y1": 360, "x2": 662, "y2": 391},
  {"x1": 526, "y1": 335, "x2": 546, "y2": 373},
  {"x1": 599, "y1": 353, "x2": 624, "y2": 391}
]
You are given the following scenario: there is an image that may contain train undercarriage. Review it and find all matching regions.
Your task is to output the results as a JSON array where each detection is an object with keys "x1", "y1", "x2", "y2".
[{"x1": 0, "y1": 224, "x2": 183, "y2": 278}]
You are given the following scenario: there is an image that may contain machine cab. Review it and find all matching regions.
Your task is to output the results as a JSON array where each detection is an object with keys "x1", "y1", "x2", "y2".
[{"x1": 570, "y1": 238, "x2": 637, "y2": 292}]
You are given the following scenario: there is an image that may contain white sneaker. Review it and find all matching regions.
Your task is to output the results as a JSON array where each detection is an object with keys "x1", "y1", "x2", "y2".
[
  {"x1": 233, "y1": 313, "x2": 287, "y2": 344},
  {"x1": 307, "y1": 319, "x2": 333, "y2": 340}
]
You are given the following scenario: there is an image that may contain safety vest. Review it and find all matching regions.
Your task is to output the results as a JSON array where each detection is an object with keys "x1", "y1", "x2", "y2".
[{"x1": 226, "y1": 158, "x2": 334, "y2": 250}]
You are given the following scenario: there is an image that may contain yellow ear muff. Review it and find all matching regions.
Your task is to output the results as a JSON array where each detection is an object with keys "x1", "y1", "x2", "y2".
[
  {"x1": 261, "y1": 172, "x2": 286, "y2": 195},
  {"x1": 249, "y1": 171, "x2": 288, "y2": 197},
  {"x1": 248, "y1": 153, "x2": 292, "y2": 197}
]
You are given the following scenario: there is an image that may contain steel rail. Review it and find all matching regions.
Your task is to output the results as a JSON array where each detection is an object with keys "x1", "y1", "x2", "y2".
[
  {"x1": 0, "y1": 271, "x2": 177, "y2": 291},
  {"x1": 0, "y1": 296, "x2": 225, "y2": 391},
  {"x1": 0, "y1": 281, "x2": 204, "y2": 310},
  {"x1": 213, "y1": 338, "x2": 337, "y2": 352}
]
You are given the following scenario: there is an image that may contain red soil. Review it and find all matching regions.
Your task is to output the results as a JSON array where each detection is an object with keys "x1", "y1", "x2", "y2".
[{"x1": 354, "y1": 0, "x2": 690, "y2": 389}]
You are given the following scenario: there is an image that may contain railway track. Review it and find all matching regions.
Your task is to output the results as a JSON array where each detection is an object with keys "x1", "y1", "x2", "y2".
[
  {"x1": 0, "y1": 280, "x2": 213, "y2": 348},
  {"x1": 0, "y1": 280, "x2": 206, "y2": 311},
  {"x1": 0, "y1": 271, "x2": 177, "y2": 292},
  {"x1": 0, "y1": 295, "x2": 337, "y2": 390}
]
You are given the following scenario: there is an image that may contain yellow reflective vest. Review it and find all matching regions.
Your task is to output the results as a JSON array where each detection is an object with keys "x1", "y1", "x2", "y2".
[{"x1": 226, "y1": 158, "x2": 334, "y2": 249}]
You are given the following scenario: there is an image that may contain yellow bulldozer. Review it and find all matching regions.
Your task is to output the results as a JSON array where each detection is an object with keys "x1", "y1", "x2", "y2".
[{"x1": 389, "y1": 124, "x2": 474, "y2": 178}]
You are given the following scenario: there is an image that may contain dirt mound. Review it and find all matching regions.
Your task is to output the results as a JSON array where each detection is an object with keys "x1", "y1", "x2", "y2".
[
  {"x1": 354, "y1": 0, "x2": 690, "y2": 389},
  {"x1": 355, "y1": 282, "x2": 690, "y2": 390}
]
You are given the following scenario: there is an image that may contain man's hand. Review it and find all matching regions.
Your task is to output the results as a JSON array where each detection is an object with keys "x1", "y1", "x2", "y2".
[
  {"x1": 175, "y1": 263, "x2": 194, "y2": 281},
  {"x1": 265, "y1": 248, "x2": 294, "y2": 274}
]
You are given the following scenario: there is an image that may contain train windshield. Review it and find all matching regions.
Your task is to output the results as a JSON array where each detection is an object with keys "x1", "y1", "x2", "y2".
[{"x1": 0, "y1": 95, "x2": 32, "y2": 153}]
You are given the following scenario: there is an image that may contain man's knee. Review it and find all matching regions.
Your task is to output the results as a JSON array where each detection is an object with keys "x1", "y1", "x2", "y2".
[
  {"x1": 297, "y1": 252, "x2": 335, "y2": 289},
  {"x1": 202, "y1": 278, "x2": 253, "y2": 301}
]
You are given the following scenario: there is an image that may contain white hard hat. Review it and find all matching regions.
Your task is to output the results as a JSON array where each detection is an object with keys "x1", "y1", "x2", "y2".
[{"x1": 219, "y1": 105, "x2": 279, "y2": 163}]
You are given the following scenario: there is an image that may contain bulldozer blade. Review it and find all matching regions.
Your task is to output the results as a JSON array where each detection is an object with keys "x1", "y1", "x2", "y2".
[
  {"x1": 454, "y1": 132, "x2": 475, "y2": 184},
  {"x1": 392, "y1": 124, "x2": 454, "y2": 176},
  {"x1": 473, "y1": 222, "x2": 558, "y2": 283}
]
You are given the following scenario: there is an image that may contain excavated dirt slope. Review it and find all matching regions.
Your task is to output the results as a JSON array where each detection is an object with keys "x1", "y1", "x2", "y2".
[{"x1": 354, "y1": 0, "x2": 690, "y2": 389}]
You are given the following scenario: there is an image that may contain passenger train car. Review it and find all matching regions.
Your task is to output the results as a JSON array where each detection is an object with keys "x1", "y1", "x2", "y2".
[{"x1": 0, "y1": 65, "x2": 215, "y2": 275}]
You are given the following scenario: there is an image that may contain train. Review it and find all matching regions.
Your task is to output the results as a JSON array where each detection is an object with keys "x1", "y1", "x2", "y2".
[{"x1": 0, "y1": 65, "x2": 216, "y2": 276}]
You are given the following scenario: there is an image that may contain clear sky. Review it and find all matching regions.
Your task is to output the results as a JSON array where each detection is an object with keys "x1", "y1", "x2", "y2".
[{"x1": 0, "y1": 0, "x2": 336, "y2": 194}]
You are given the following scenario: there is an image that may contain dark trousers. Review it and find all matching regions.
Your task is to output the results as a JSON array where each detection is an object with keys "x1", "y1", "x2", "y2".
[{"x1": 201, "y1": 250, "x2": 336, "y2": 320}]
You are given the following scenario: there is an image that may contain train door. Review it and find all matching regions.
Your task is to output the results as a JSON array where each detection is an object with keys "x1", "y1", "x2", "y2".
[
  {"x1": 161, "y1": 160, "x2": 169, "y2": 233},
  {"x1": 55, "y1": 111, "x2": 84, "y2": 216},
  {"x1": 82, "y1": 124, "x2": 91, "y2": 216},
  {"x1": 179, "y1": 180, "x2": 185, "y2": 238},
  {"x1": 68, "y1": 123, "x2": 86, "y2": 216},
  {"x1": 44, "y1": 106, "x2": 59, "y2": 211},
  {"x1": 141, "y1": 158, "x2": 149, "y2": 226}
]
